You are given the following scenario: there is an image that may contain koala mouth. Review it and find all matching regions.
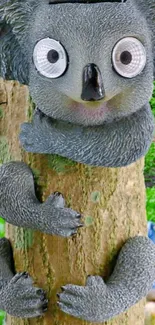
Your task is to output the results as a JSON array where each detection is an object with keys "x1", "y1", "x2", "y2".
[{"x1": 69, "y1": 99, "x2": 110, "y2": 119}]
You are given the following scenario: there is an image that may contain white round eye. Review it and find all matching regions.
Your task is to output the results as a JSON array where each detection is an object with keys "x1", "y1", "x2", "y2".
[
  {"x1": 112, "y1": 37, "x2": 146, "y2": 78},
  {"x1": 33, "y1": 38, "x2": 68, "y2": 78}
]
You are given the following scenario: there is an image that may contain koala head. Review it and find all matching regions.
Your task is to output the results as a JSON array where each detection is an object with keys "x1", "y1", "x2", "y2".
[{"x1": 0, "y1": 0, "x2": 155, "y2": 126}]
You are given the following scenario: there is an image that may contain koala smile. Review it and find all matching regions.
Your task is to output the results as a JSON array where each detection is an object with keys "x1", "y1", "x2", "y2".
[{"x1": 69, "y1": 99, "x2": 110, "y2": 119}]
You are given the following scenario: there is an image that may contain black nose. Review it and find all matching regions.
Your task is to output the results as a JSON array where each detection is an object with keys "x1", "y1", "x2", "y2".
[{"x1": 81, "y1": 63, "x2": 105, "y2": 101}]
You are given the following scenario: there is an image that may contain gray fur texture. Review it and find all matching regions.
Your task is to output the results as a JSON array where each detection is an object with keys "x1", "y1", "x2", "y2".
[
  {"x1": 0, "y1": 161, "x2": 82, "y2": 318},
  {"x1": 0, "y1": 0, "x2": 155, "y2": 321},
  {"x1": 0, "y1": 161, "x2": 82, "y2": 236},
  {"x1": 21, "y1": 104, "x2": 154, "y2": 167},
  {"x1": 58, "y1": 236, "x2": 155, "y2": 322},
  {"x1": 0, "y1": 237, "x2": 48, "y2": 318}
]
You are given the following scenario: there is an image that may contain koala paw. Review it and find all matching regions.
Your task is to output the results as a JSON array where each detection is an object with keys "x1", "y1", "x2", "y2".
[
  {"x1": 0, "y1": 272, "x2": 48, "y2": 318},
  {"x1": 41, "y1": 192, "x2": 83, "y2": 237},
  {"x1": 58, "y1": 276, "x2": 107, "y2": 322},
  {"x1": 19, "y1": 108, "x2": 52, "y2": 153}
]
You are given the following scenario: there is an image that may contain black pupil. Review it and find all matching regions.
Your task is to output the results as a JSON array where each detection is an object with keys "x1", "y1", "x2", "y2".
[
  {"x1": 47, "y1": 49, "x2": 59, "y2": 63},
  {"x1": 120, "y1": 51, "x2": 132, "y2": 65}
]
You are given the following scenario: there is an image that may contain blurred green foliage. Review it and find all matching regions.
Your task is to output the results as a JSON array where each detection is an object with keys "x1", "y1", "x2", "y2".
[
  {"x1": 150, "y1": 81, "x2": 155, "y2": 114},
  {"x1": 145, "y1": 81, "x2": 155, "y2": 222},
  {"x1": 0, "y1": 218, "x2": 5, "y2": 238},
  {"x1": 0, "y1": 311, "x2": 5, "y2": 325},
  {"x1": 144, "y1": 142, "x2": 155, "y2": 188},
  {"x1": 146, "y1": 187, "x2": 155, "y2": 222}
]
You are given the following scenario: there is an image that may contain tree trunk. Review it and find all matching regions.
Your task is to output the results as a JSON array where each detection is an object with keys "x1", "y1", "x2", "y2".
[{"x1": 0, "y1": 79, "x2": 148, "y2": 325}]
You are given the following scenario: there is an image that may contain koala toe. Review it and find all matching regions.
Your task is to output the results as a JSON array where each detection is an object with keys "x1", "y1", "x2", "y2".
[
  {"x1": 10, "y1": 272, "x2": 33, "y2": 286},
  {"x1": 16, "y1": 291, "x2": 48, "y2": 318},
  {"x1": 46, "y1": 192, "x2": 65, "y2": 208}
]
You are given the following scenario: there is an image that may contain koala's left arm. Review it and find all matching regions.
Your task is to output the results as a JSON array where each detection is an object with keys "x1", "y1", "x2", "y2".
[
  {"x1": 58, "y1": 236, "x2": 155, "y2": 322},
  {"x1": 20, "y1": 103, "x2": 154, "y2": 167}
]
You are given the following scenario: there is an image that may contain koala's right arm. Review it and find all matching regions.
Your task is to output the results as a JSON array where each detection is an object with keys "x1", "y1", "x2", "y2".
[
  {"x1": 20, "y1": 104, "x2": 154, "y2": 168},
  {"x1": 0, "y1": 162, "x2": 82, "y2": 237},
  {"x1": 58, "y1": 236, "x2": 155, "y2": 322}
]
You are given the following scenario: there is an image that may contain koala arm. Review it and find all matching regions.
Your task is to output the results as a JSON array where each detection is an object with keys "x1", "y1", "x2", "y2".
[
  {"x1": 58, "y1": 236, "x2": 155, "y2": 322},
  {"x1": 20, "y1": 104, "x2": 154, "y2": 167},
  {"x1": 0, "y1": 162, "x2": 82, "y2": 237},
  {"x1": 0, "y1": 237, "x2": 48, "y2": 318}
]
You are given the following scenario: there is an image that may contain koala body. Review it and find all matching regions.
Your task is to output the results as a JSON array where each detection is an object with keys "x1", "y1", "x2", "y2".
[{"x1": 0, "y1": 0, "x2": 155, "y2": 322}]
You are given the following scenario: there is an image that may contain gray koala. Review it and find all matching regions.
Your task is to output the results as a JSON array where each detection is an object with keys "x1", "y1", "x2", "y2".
[{"x1": 0, "y1": 0, "x2": 155, "y2": 322}]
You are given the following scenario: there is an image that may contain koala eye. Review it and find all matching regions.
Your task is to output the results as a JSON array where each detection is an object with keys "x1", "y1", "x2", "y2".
[
  {"x1": 33, "y1": 38, "x2": 68, "y2": 78},
  {"x1": 112, "y1": 37, "x2": 146, "y2": 78}
]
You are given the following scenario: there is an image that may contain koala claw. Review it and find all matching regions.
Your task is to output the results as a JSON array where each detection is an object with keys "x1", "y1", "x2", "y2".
[
  {"x1": 58, "y1": 276, "x2": 106, "y2": 322},
  {"x1": 41, "y1": 194, "x2": 83, "y2": 237},
  {"x1": 46, "y1": 209, "x2": 83, "y2": 237},
  {"x1": 9, "y1": 272, "x2": 33, "y2": 286},
  {"x1": 0, "y1": 272, "x2": 48, "y2": 318},
  {"x1": 45, "y1": 192, "x2": 65, "y2": 209}
]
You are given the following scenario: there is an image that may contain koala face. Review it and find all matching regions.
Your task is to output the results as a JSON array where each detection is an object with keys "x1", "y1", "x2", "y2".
[
  {"x1": 1, "y1": 0, "x2": 154, "y2": 127},
  {"x1": 0, "y1": 0, "x2": 154, "y2": 166},
  {"x1": 27, "y1": 2, "x2": 154, "y2": 126}
]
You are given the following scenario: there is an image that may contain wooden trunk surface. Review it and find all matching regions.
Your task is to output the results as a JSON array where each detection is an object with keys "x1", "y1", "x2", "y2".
[{"x1": 0, "y1": 80, "x2": 148, "y2": 325}]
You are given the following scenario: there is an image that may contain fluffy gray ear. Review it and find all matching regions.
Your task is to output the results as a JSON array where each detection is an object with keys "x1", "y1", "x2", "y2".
[
  {"x1": 132, "y1": 0, "x2": 155, "y2": 72},
  {"x1": 133, "y1": 0, "x2": 155, "y2": 32},
  {"x1": 0, "y1": 0, "x2": 38, "y2": 84},
  {"x1": 0, "y1": 0, "x2": 50, "y2": 84},
  {"x1": 0, "y1": 18, "x2": 29, "y2": 84}
]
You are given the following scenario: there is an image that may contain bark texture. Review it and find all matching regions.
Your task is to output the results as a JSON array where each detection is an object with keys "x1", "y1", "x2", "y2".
[{"x1": 0, "y1": 79, "x2": 148, "y2": 325}]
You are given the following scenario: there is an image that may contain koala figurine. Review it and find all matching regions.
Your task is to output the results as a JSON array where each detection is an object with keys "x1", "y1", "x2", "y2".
[{"x1": 0, "y1": 0, "x2": 155, "y2": 322}]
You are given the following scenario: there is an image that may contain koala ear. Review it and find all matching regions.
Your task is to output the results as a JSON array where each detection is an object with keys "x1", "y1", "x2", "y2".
[
  {"x1": 132, "y1": 0, "x2": 155, "y2": 29},
  {"x1": 0, "y1": 19, "x2": 29, "y2": 84},
  {"x1": 0, "y1": 0, "x2": 51, "y2": 84},
  {"x1": 131, "y1": 0, "x2": 155, "y2": 71},
  {"x1": 0, "y1": 0, "x2": 37, "y2": 85}
]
